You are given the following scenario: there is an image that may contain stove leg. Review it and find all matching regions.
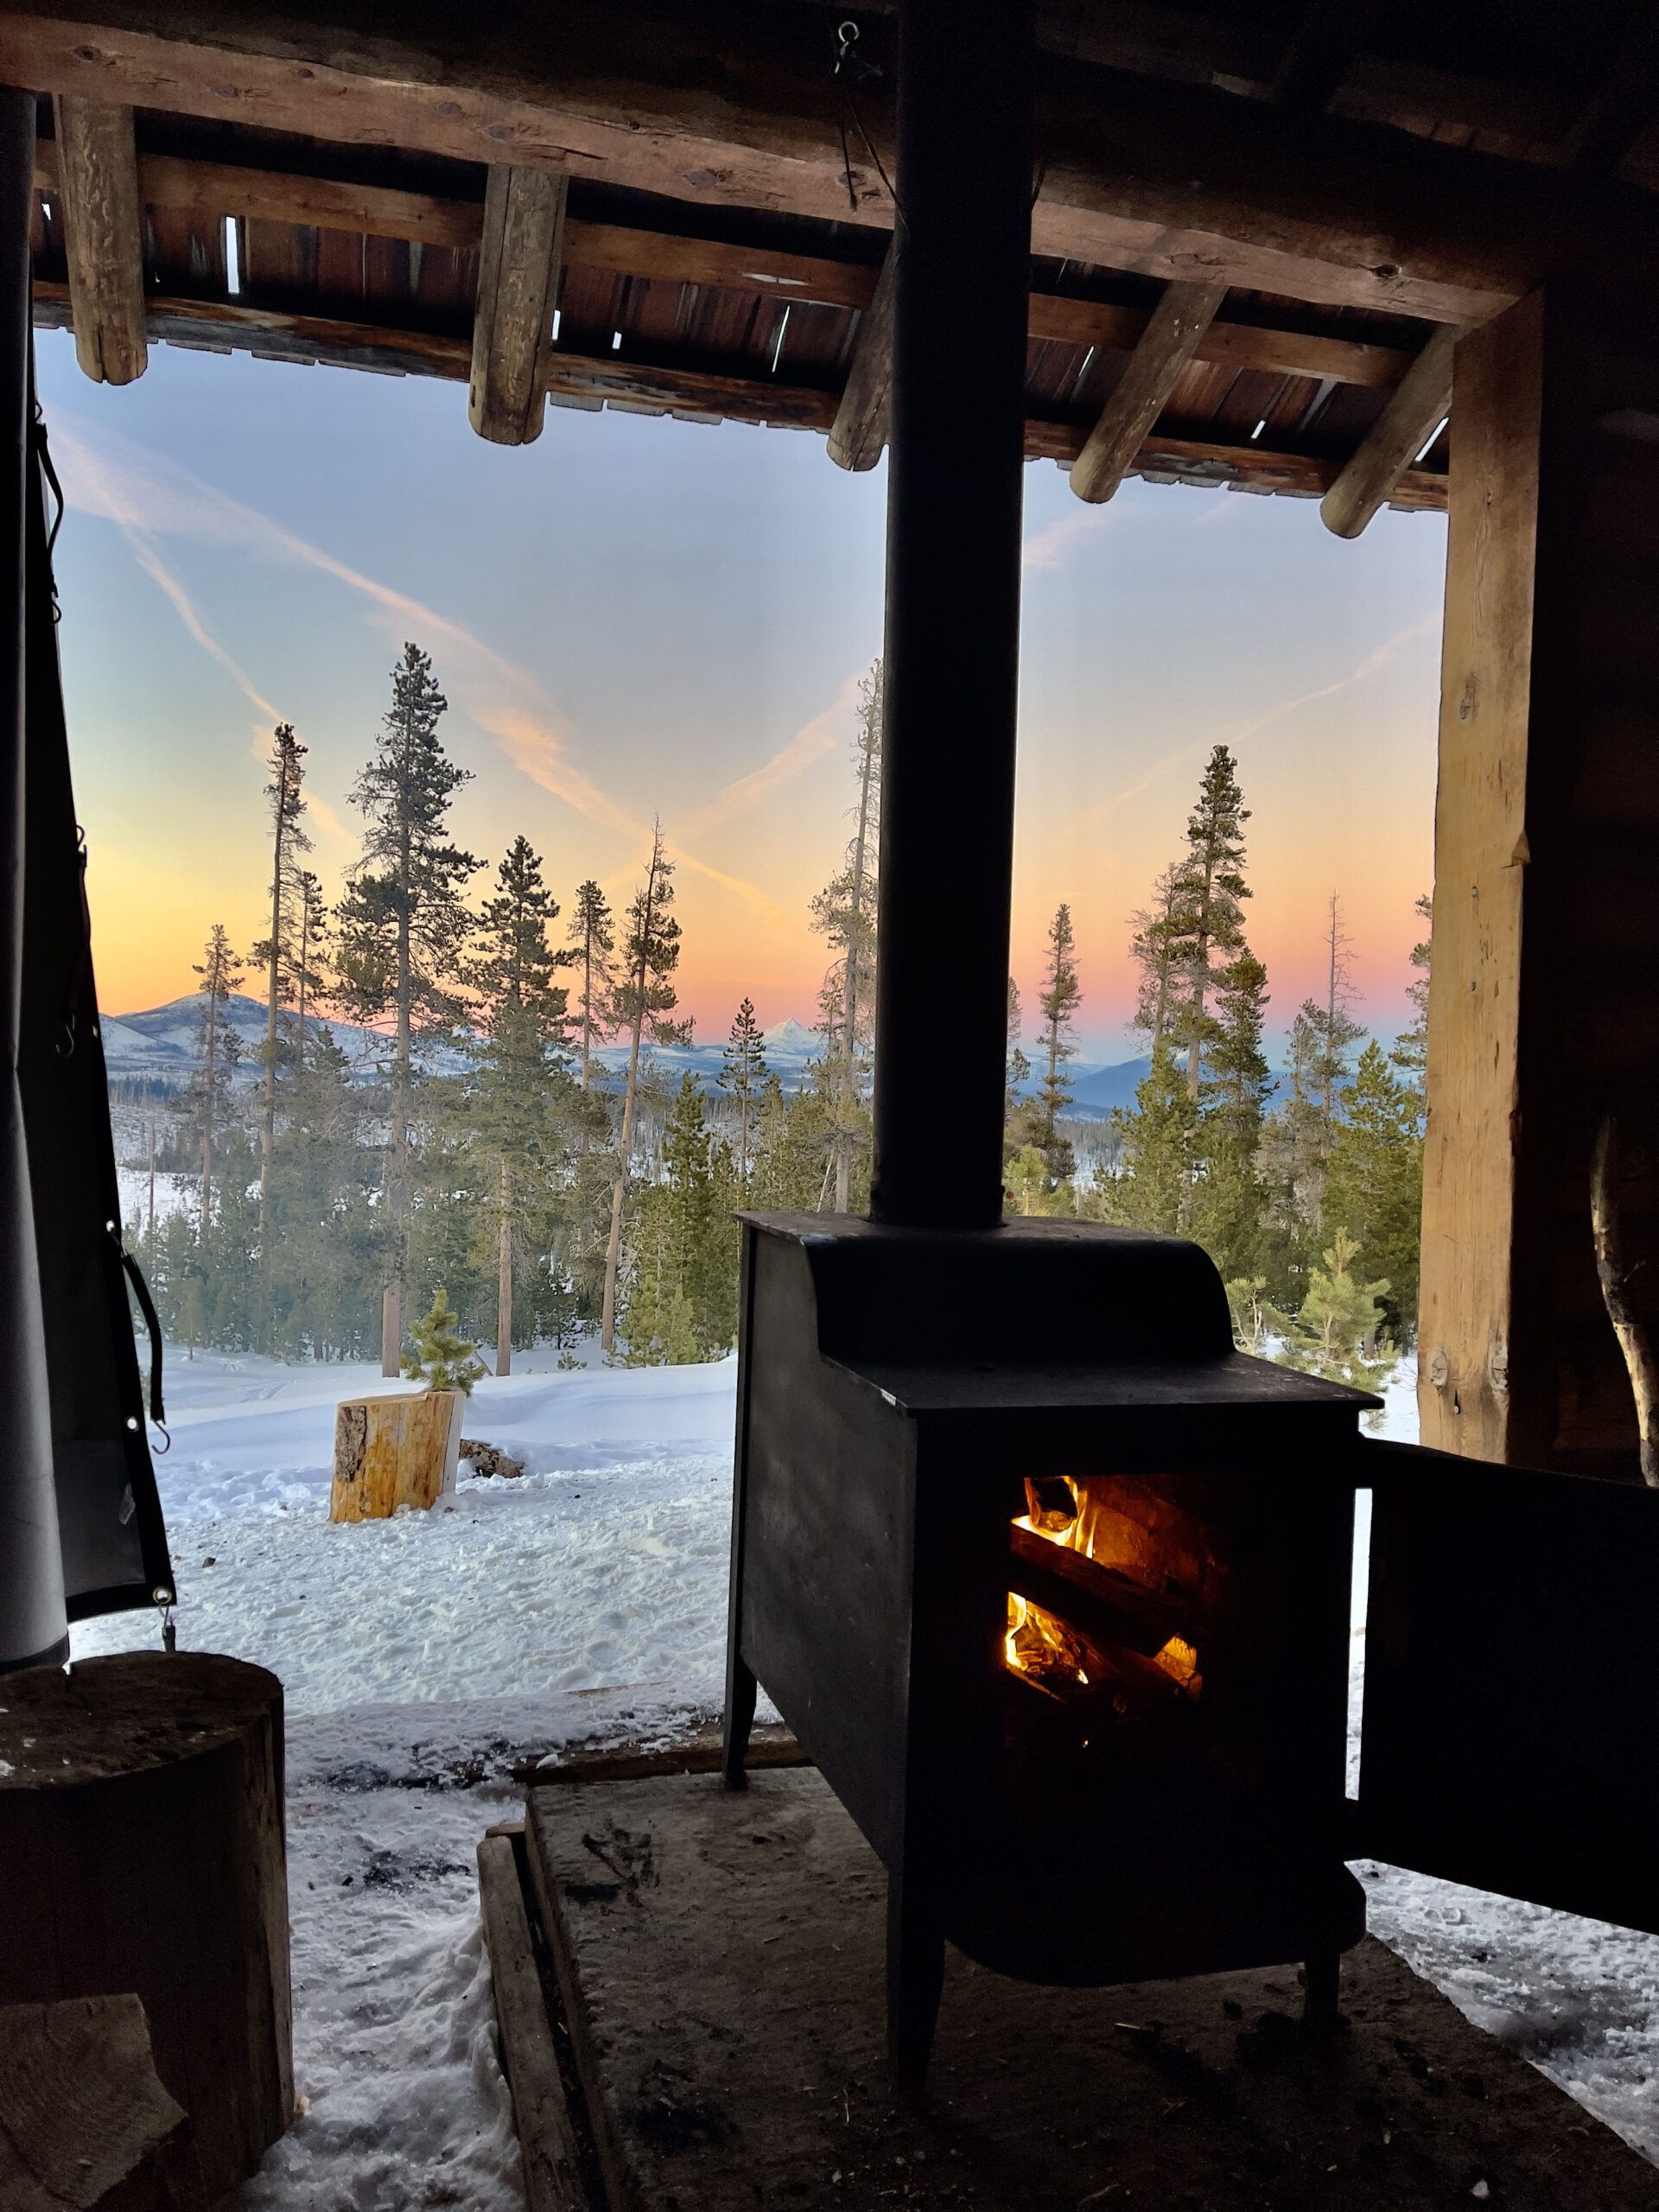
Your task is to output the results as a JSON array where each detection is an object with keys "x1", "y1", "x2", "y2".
[
  {"x1": 1303, "y1": 1947, "x2": 1341, "y2": 2037},
  {"x1": 721, "y1": 1651, "x2": 757, "y2": 1789},
  {"x1": 887, "y1": 1876, "x2": 945, "y2": 2097}
]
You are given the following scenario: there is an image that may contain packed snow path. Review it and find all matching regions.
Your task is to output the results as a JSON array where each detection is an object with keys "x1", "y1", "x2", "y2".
[{"x1": 72, "y1": 1349, "x2": 1659, "y2": 2202}]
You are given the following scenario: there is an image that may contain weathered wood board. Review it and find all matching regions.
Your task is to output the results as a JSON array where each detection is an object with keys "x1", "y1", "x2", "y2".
[
  {"x1": 329, "y1": 1389, "x2": 462, "y2": 1521},
  {"x1": 527, "y1": 1766, "x2": 1659, "y2": 2212}
]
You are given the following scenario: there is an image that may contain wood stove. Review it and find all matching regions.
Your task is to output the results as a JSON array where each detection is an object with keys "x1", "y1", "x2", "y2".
[{"x1": 722, "y1": 1213, "x2": 1372, "y2": 2082}]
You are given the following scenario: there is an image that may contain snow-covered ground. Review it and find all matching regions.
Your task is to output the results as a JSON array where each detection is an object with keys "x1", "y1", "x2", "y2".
[{"x1": 70, "y1": 1344, "x2": 1659, "y2": 2203}]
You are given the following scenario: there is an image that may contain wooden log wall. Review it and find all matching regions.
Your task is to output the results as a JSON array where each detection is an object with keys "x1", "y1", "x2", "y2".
[{"x1": 1420, "y1": 282, "x2": 1659, "y2": 1474}]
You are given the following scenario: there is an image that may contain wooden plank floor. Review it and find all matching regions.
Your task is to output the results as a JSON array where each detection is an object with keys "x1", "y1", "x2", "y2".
[{"x1": 525, "y1": 1765, "x2": 1659, "y2": 2212}]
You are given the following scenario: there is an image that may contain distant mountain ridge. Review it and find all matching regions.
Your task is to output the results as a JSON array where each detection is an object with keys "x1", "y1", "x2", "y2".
[{"x1": 102, "y1": 993, "x2": 1157, "y2": 1116}]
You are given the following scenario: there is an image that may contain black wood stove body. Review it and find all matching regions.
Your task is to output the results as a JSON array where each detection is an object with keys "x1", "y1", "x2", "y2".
[
  {"x1": 723, "y1": 1212, "x2": 1659, "y2": 2087},
  {"x1": 722, "y1": 1212, "x2": 1373, "y2": 2079}
]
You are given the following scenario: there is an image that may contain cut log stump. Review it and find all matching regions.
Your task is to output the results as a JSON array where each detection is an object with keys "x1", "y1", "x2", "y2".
[
  {"x1": 0, "y1": 1654, "x2": 292, "y2": 2205},
  {"x1": 0, "y1": 1993, "x2": 207, "y2": 2211},
  {"x1": 330, "y1": 1388, "x2": 462, "y2": 1521}
]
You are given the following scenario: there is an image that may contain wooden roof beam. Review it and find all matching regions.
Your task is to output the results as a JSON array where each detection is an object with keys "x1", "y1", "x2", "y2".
[
  {"x1": 6, "y1": 2, "x2": 1654, "y2": 323},
  {"x1": 31, "y1": 138, "x2": 1421, "y2": 391},
  {"x1": 1269, "y1": 0, "x2": 1381, "y2": 113},
  {"x1": 1555, "y1": 17, "x2": 1659, "y2": 178},
  {"x1": 1069, "y1": 279, "x2": 1228, "y2": 503},
  {"x1": 826, "y1": 240, "x2": 894, "y2": 472},
  {"x1": 51, "y1": 95, "x2": 145, "y2": 384},
  {"x1": 468, "y1": 162, "x2": 565, "y2": 445},
  {"x1": 1319, "y1": 322, "x2": 1457, "y2": 537}
]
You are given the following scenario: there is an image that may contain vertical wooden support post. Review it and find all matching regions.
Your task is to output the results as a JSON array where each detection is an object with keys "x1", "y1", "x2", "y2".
[
  {"x1": 870, "y1": 0, "x2": 1033, "y2": 1230},
  {"x1": 1421, "y1": 283, "x2": 1659, "y2": 1473}
]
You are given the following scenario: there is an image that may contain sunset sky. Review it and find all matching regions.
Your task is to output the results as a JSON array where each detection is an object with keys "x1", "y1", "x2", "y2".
[{"x1": 38, "y1": 327, "x2": 1446, "y2": 1067}]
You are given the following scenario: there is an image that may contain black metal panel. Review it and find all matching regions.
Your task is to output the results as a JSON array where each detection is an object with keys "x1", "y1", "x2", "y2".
[
  {"x1": 1357, "y1": 1440, "x2": 1659, "y2": 1932},
  {"x1": 734, "y1": 1227, "x2": 915, "y2": 1865}
]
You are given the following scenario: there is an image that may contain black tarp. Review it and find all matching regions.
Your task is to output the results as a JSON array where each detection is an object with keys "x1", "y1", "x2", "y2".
[{"x1": 0, "y1": 89, "x2": 173, "y2": 1666}]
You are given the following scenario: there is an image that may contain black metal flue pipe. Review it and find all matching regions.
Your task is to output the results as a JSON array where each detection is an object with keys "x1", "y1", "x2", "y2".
[{"x1": 868, "y1": 0, "x2": 1034, "y2": 1230}]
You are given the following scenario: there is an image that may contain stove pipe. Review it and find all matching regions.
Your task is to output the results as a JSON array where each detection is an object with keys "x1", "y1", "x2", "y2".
[{"x1": 868, "y1": 0, "x2": 1034, "y2": 1231}]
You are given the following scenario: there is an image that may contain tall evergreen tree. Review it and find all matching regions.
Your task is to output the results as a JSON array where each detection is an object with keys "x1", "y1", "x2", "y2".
[
  {"x1": 719, "y1": 998, "x2": 769, "y2": 1186},
  {"x1": 463, "y1": 836, "x2": 575, "y2": 1376},
  {"x1": 251, "y1": 722, "x2": 311, "y2": 1282},
  {"x1": 1105, "y1": 1033, "x2": 1196, "y2": 1233},
  {"x1": 624, "y1": 1072, "x2": 737, "y2": 1363},
  {"x1": 191, "y1": 922, "x2": 245, "y2": 1224},
  {"x1": 567, "y1": 878, "x2": 617, "y2": 1091},
  {"x1": 1312, "y1": 891, "x2": 1366, "y2": 1141},
  {"x1": 1190, "y1": 950, "x2": 1274, "y2": 1281},
  {"x1": 1390, "y1": 891, "x2": 1433, "y2": 1101},
  {"x1": 1018, "y1": 904, "x2": 1082, "y2": 1185},
  {"x1": 1128, "y1": 861, "x2": 1187, "y2": 1046},
  {"x1": 1321, "y1": 1041, "x2": 1425, "y2": 1341},
  {"x1": 335, "y1": 643, "x2": 479, "y2": 1375},
  {"x1": 291, "y1": 868, "x2": 331, "y2": 1070},
  {"x1": 1166, "y1": 745, "x2": 1250, "y2": 1098},
  {"x1": 1004, "y1": 976, "x2": 1031, "y2": 1160},
  {"x1": 601, "y1": 825, "x2": 690, "y2": 1353},
  {"x1": 810, "y1": 660, "x2": 881, "y2": 1211}
]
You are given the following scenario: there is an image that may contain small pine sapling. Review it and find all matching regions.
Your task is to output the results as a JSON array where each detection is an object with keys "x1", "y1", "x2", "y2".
[{"x1": 402, "y1": 1287, "x2": 487, "y2": 1394}]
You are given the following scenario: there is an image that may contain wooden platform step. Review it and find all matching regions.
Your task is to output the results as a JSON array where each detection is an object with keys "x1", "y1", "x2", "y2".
[{"x1": 508, "y1": 1764, "x2": 1659, "y2": 2212}]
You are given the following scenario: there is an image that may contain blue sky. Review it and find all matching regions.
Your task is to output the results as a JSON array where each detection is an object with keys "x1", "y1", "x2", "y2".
[{"x1": 38, "y1": 326, "x2": 1446, "y2": 1063}]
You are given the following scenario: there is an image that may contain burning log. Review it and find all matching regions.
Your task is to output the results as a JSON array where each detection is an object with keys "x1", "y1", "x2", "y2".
[
  {"x1": 1590, "y1": 1115, "x2": 1659, "y2": 1487},
  {"x1": 1008, "y1": 1521, "x2": 1184, "y2": 1656}
]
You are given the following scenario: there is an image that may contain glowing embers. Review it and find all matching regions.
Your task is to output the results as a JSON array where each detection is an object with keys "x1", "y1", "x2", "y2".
[{"x1": 1002, "y1": 1474, "x2": 1220, "y2": 1713}]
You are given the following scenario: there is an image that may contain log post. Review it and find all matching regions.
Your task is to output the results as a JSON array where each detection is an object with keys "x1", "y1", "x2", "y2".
[
  {"x1": 52, "y1": 97, "x2": 148, "y2": 385},
  {"x1": 0, "y1": 1654, "x2": 291, "y2": 2205},
  {"x1": 1419, "y1": 282, "x2": 1659, "y2": 1474},
  {"x1": 330, "y1": 1387, "x2": 463, "y2": 1519}
]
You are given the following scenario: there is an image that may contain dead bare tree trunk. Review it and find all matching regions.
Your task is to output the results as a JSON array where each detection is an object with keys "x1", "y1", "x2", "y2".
[{"x1": 1591, "y1": 1114, "x2": 1659, "y2": 1486}]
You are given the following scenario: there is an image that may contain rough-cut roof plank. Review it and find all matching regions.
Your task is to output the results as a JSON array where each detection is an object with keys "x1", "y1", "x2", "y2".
[
  {"x1": 1320, "y1": 321, "x2": 1457, "y2": 536},
  {"x1": 469, "y1": 162, "x2": 565, "y2": 445},
  {"x1": 51, "y1": 94, "x2": 146, "y2": 382},
  {"x1": 7, "y1": 2, "x2": 1656, "y2": 321},
  {"x1": 1071, "y1": 279, "x2": 1230, "y2": 501}
]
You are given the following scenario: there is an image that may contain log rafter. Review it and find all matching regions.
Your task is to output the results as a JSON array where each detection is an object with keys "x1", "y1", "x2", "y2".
[
  {"x1": 1319, "y1": 321, "x2": 1458, "y2": 537},
  {"x1": 50, "y1": 94, "x2": 146, "y2": 383},
  {"x1": 1069, "y1": 277, "x2": 1228, "y2": 504},
  {"x1": 9, "y1": 2, "x2": 1659, "y2": 323},
  {"x1": 468, "y1": 161, "x2": 566, "y2": 445},
  {"x1": 30, "y1": 278, "x2": 1448, "y2": 512},
  {"x1": 826, "y1": 240, "x2": 894, "y2": 473}
]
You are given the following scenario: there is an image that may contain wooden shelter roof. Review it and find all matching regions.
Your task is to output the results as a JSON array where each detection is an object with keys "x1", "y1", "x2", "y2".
[{"x1": 12, "y1": 0, "x2": 1659, "y2": 517}]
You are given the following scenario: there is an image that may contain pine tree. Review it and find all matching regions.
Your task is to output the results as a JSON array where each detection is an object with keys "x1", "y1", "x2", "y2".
[
  {"x1": 292, "y1": 868, "x2": 331, "y2": 1071},
  {"x1": 719, "y1": 998, "x2": 769, "y2": 1187},
  {"x1": 251, "y1": 724, "x2": 310, "y2": 1266},
  {"x1": 1004, "y1": 976, "x2": 1031, "y2": 1159},
  {"x1": 566, "y1": 878, "x2": 617, "y2": 1092},
  {"x1": 1269, "y1": 1229, "x2": 1396, "y2": 1401},
  {"x1": 1128, "y1": 862, "x2": 1188, "y2": 1046},
  {"x1": 1322, "y1": 1039, "x2": 1425, "y2": 1340},
  {"x1": 601, "y1": 824, "x2": 691, "y2": 1354},
  {"x1": 750, "y1": 1074, "x2": 836, "y2": 1213},
  {"x1": 810, "y1": 660, "x2": 881, "y2": 1212},
  {"x1": 1018, "y1": 904, "x2": 1082, "y2": 1185},
  {"x1": 622, "y1": 1072, "x2": 736, "y2": 1363},
  {"x1": 1390, "y1": 891, "x2": 1433, "y2": 1101},
  {"x1": 335, "y1": 643, "x2": 480, "y2": 1375},
  {"x1": 1166, "y1": 746, "x2": 1250, "y2": 1099},
  {"x1": 1106, "y1": 1033, "x2": 1196, "y2": 1234},
  {"x1": 191, "y1": 922, "x2": 245, "y2": 1224},
  {"x1": 401, "y1": 1286, "x2": 487, "y2": 1394},
  {"x1": 1187, "y1": 950, "x2": 1274, "y2": 1281},
  {"x1": 463, "y1": 836, "x2": 576, "y2": 1376}
]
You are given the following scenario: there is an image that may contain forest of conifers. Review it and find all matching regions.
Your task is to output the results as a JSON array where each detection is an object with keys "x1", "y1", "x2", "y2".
[{"x1": 125, "y1": 643, "x2": 1425, "y2": 1395}]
